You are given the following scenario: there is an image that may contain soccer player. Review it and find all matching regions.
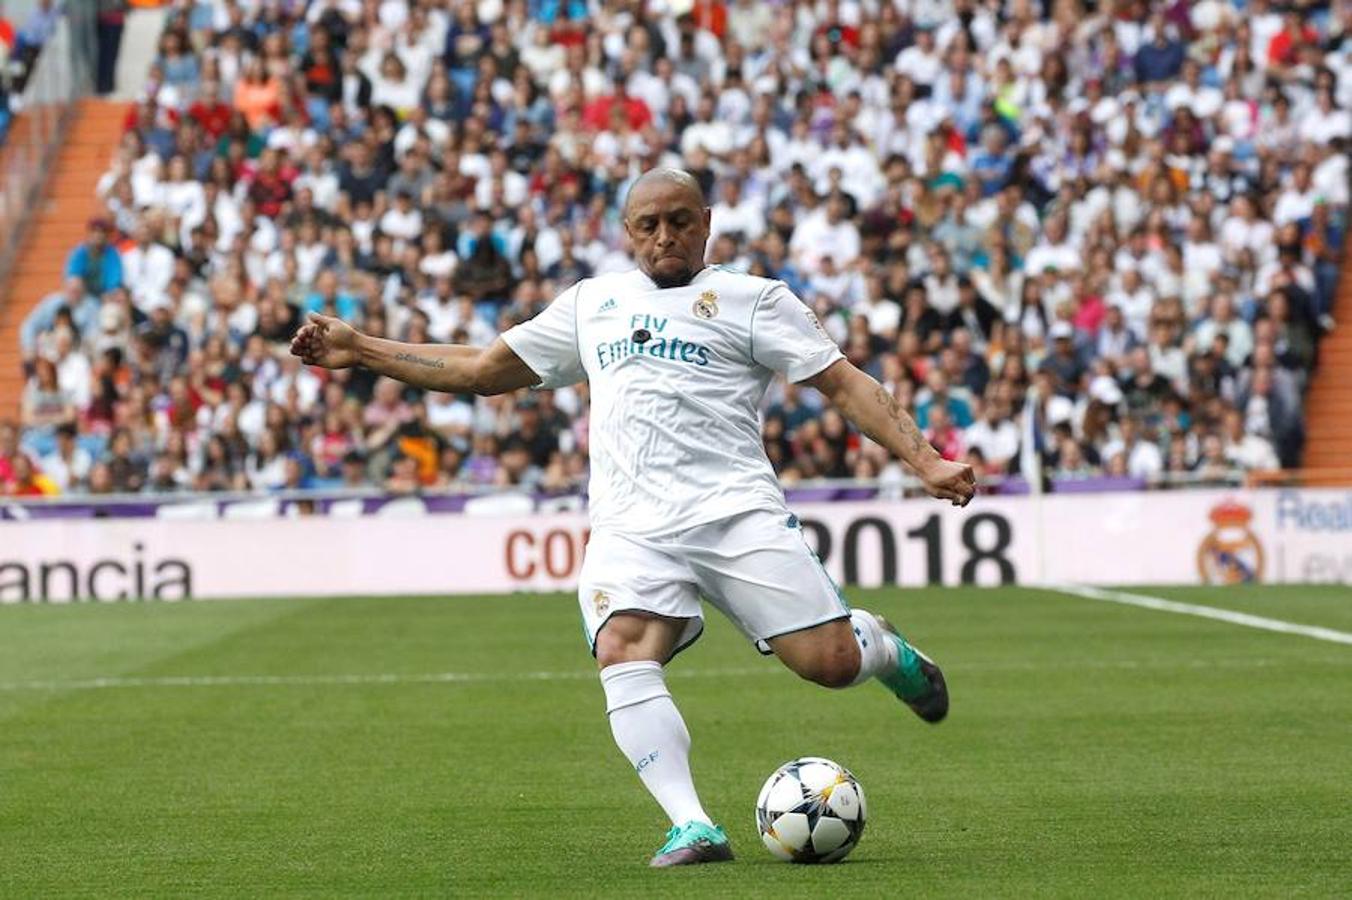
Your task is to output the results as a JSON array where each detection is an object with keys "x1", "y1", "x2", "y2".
[{"x1": 291, "y1": 169, "x2": 976, "y2": 867}]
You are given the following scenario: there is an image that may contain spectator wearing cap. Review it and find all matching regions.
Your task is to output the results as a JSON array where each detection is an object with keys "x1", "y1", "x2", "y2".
[
  {"x1": 136, "y1": 295, "x2": 190, "y2": 384},
  {"x1": 65, "y1": 219, "x2": 123, "y2": 297},
  {"x1": 1041, "y1": 322, "x2": 1087, "y2": 398}
]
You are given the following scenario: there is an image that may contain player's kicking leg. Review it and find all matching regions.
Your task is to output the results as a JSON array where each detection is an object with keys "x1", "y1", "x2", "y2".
[
  {"x1": 767, "y1": 613, "x2": 949, "y2": 723},
  {"x1": 594, "y1": 612, "x2": 734, "y2": 868},
  {"x1": 688, "y1": 510, "x2": 948, "y2": 722}
]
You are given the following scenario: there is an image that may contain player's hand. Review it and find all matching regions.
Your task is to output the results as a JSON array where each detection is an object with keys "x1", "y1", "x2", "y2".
[
  {"x1": 917, "y1": 458, "x2": 977, "y2": 507},
  {"x1": 290, "y1": 313, "x2": 361, "y2": 369}
]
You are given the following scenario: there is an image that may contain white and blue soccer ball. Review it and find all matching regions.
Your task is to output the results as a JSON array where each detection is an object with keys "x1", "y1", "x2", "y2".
[{"x1": 755, "y1": 756, "x2": 867, "y2": 863}]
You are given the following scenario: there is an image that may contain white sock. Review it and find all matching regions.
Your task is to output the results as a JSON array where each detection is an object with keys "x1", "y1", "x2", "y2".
[
  {"x1": 849, "y1": 609, "x2": 899, "y2": 686},
  {"x1": 600, "y1": 660, "x2": 713, "y2": 827}
]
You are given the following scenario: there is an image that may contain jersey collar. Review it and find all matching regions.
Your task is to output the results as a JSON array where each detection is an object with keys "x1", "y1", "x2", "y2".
[{"x1": 635, "y1": 265, "x2": 712, "y2": 291}]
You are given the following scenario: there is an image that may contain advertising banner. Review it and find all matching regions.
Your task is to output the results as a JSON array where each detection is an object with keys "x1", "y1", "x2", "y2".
[{"x1": 1, "y1": 489, "x2": 1348, "y2": 602}]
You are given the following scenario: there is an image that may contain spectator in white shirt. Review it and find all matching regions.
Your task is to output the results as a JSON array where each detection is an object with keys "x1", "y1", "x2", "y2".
[
  {"x1": 120, "y1": 221, "x2": 176, "y2": 312},
  {"x1": 1221, "y1": 409, "x2": 1279, "y2": 470},
  {"x1": 922, "y1": 245, "x2": 962, "y2": 316},
  {"x1": 51, "y1": 330, "x2": 92, "y2": 412},
  {"x1": 789, "y1": 192, "x2": 861, "y2": 274},
  {"x1": 1164, "y1": 59, "x2": 1223, "y2": 118},
  {"x1": 963, "y1": 400, "x2": 1020, "y2": 475},
  {"x1": 680, "y1": 94, "x2": 734, "y2": 159},
  {"x1": 41, "y1": 424, "x2": 93, "y2": 492},
  {"x1": 894, "y1": 26, "x2": 943, "y2": 94},
  {"x1": 1194, "y1": 293, "x2": 1254, "y2": 369},
  {"x1": 1096, "y1": 303, "x2": 1139, "y2": 366},
  {"x1": 1024, "y1": 214, "x2": 1081, "y2": 276},
  {"x1": 379, "y1": 190, "x2": 424, "y2": 248},
  {"x1": 1298, "y1": 87, "x2": 1350, "y2": 146},
  {"x1": 1181, "y1": 217, "x2": 1223, "y2": 276},
  {"x1": 1272, "y1": 162, "x2": 1319, "y2": 227},
  {"x1": 1105, "y1": 268, "x2": 1155, "y2": 340},
  {"x1": 709, "y1": 178, "x2": 765, "y2": 245},
  {"x1": 1101, "y1": 417, "x2": 1164, "y2": 480},
  {"x1": 370, "y1": 53, "x2": 422, "y2": 115}
]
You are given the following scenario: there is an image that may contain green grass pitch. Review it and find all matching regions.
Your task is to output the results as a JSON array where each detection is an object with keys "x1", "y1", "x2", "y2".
[{"x1": 2, "y1": 585, "x2": 1349, "y2": 897}]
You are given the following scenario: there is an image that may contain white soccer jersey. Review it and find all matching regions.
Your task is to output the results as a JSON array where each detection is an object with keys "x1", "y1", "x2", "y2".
[{"x1": 502, "y1": 266, "x2": 843, "y2": 537}]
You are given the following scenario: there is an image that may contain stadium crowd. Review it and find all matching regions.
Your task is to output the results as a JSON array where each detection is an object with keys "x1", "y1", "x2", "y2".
[{"x1": 2, "y1": 0, "x2": 1347, "y2": 498}]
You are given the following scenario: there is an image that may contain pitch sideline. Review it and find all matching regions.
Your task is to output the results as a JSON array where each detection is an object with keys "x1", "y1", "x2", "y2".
[
  {"x1": 1053, "y1": 584, "x2": 1352, "y2": 647},
  {"x1": 1, "y1": 655, "x2": 1346, "y2": 693}
]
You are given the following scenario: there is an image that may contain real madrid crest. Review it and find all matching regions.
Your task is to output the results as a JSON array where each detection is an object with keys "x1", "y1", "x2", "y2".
[
  {"x1": 1196, "y1": 500, "x2": 1265, "y2": 584},
  {"x1": 693, "y1": 290, "x2": 719, "y2": 319},
  {"x1": 592, "y1": 589, "x2": 611, "y2": 616}
]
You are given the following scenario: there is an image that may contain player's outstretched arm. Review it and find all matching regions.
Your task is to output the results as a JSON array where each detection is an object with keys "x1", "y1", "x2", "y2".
[
  {"x1": 289, "y1": 313, "x2": 540, "y2": 395},
  {"x1": 806, "y1": 359, "x2": 976, "y2": 507}
]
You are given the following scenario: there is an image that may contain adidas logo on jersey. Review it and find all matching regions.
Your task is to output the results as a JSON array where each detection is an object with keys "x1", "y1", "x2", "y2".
[{"x1": 598, "y1": 297, "x2": 617, "y2": 313}]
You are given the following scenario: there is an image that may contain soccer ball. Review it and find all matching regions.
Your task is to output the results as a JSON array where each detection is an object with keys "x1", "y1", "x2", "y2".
[{"x1": 755, "y1": 756, "x2": 867, "y2": 863}]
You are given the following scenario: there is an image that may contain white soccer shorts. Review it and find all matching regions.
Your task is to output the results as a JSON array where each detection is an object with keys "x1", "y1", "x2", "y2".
[{"x1": 577, "y1": 508, "x2": 851, "y2": 657}]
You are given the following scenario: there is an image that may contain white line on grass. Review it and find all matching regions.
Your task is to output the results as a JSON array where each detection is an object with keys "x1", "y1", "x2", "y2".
[
  {"x1": 0, "y1": 656, "x2": 1346, "y2": 693},
  {"x1": 0, "y1": 667, "x2": 770, "y2": 693},
  {"x1": 1054, "y1": 584, "x2": 1352, "y2": 646}
]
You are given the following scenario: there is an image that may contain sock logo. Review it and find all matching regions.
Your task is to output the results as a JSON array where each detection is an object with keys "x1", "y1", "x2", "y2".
[{"x1": 635, "y1": 750, "x2": 660, "y2": 773}]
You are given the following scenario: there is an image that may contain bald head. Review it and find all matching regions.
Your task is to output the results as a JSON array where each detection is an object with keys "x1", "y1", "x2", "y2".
[
  {"x1": 623, "y1": 168, "x2": 705, "y2": 217},
  {"x1": 623, "y1": 168, "x2": 711, "y2": 288}
]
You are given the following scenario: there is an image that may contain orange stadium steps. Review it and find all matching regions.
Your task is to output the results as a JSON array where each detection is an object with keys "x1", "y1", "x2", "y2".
[
  {"x1": 1301, "y1": 227, "x2": 1352, "y2": 470},
  {"x1": 0, "y1": 98, "x2": 126, "y2": 420}
]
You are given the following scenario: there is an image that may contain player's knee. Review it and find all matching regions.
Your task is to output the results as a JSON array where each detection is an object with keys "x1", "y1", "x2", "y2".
[
  {"x1": 800, "y1": 639, "x2": 860, "y2": 689},
  {"x1": 593, "y1": 614, "x2": 655, "y2": 668},
  {"x1": 594, "y1": 628, "x2": 635, "y2": 668}
]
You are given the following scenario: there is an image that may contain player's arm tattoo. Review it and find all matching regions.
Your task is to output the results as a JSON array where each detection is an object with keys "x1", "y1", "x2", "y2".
[
  {"x1": 393, "y1": 352, "x2": 447, "y2": 370},
  {"x1": 874, "y1": 384, "x2": 926, "y2": 456}
]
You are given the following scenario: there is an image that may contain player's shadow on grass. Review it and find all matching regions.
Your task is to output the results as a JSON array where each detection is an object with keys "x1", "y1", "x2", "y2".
[{"x1": 737, "y1": 857, "x2": 892, "y2": 868}]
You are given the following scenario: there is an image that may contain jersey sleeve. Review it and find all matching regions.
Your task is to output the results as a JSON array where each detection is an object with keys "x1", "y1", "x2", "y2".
[
  {"x1": 750, "y1": 281, "x2": 844, "y2": 383},
  {"x1": 500, "y1": 283, "x2": 587, "y2": 389}
]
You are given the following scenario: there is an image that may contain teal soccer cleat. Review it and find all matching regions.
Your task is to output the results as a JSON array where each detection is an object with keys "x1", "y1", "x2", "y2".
[
  {"x1": 648, "y1": 821, "x2": 734, "y2": 868},
  {"x1": 875, "y1": 615, "x2": 949, "y2": 723}
]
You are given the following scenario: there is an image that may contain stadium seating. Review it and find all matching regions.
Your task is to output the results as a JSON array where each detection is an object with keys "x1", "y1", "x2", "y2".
[{"x1": 0, "y1": 0, "x2": 1346, "y2": 498}]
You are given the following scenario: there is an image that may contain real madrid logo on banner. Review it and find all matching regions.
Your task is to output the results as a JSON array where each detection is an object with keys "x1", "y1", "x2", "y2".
[
  {"x1": 693, "y1": 291, "x2": 719, "y2": 319},
  {"x1": 1196, "y1": 500, "x2": 1265, "y2": 584}
]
